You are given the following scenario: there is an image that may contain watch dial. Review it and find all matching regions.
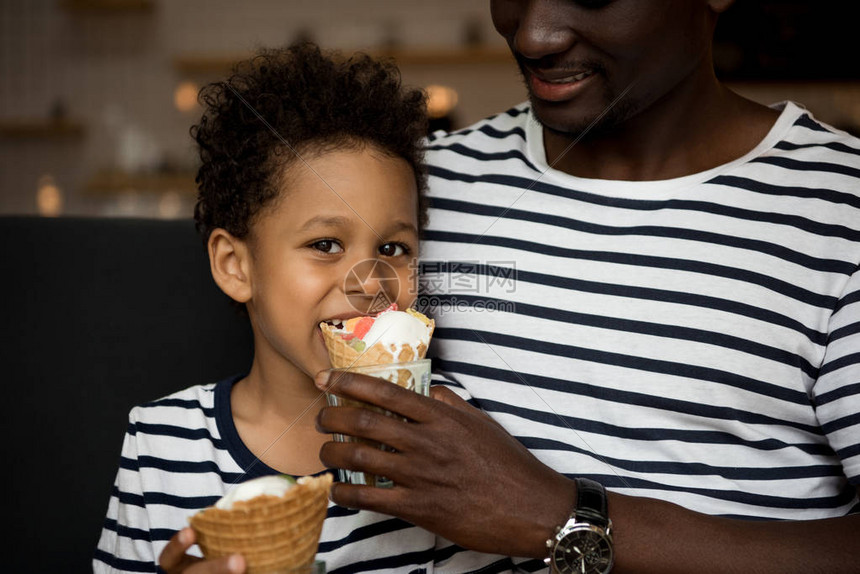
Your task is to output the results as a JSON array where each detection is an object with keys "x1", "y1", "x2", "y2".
[{"x1": 552, "y1": 528, "x2": 613, "y2": 574}]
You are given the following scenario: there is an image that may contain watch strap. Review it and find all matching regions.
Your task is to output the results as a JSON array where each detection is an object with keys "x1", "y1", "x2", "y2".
[{"x1": 574, "y1": 477, "x2": 609, "y2": 529}]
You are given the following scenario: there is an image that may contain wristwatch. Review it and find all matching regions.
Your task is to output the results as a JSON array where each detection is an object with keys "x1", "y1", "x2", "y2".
[{"x1": 545, "y1": 478, "x2": 614, "y2": 574}]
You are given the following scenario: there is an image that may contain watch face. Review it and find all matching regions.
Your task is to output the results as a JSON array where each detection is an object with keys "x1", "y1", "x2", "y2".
[{"x1": 552, "y1": 525, "x2": 614, "y2": 574}]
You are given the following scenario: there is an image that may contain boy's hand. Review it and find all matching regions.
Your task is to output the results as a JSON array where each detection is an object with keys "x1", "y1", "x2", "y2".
[
  {"x1": 159, "y1": 528, "x2": 246, "y2": 574},
  {"x1": 314, "y1": 371, "x2": 576, "y2": 558}
]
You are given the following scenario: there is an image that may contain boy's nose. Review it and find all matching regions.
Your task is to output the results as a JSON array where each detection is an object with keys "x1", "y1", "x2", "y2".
[{"x1": 343, "y1": 258, "x2": 400, "y2": 313}]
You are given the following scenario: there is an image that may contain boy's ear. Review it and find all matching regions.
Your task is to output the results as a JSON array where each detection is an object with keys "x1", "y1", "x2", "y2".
[{"x1": 208, "y1": 229, "x2": 252, "y2": 304}]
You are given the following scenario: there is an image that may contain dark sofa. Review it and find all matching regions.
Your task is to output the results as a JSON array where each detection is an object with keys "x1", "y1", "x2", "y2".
[{"x1": 1, "y1": 216, "x2": 254, "y2": 572}]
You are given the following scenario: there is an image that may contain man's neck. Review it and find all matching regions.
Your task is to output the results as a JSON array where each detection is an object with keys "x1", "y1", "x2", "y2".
[{"x1": 543, "y1": 74, "x2": 780, "y2": 182}]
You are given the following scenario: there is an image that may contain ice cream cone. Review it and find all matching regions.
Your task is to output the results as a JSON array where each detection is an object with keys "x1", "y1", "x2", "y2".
[
  {"x1": 189, "y1": 474, "x2": 332, "y2": 574},
  {"x1": 320, "y1": 321, "x2": 432, "y2": 370}
]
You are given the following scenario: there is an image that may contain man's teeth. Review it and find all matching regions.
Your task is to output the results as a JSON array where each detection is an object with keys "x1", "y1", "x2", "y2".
[
  {"x1": 325, "y1": 319, "x2": 344, "y2": 327},
  {"x1": 545, "y1": 71, "x2": 592, "y2": 84}
]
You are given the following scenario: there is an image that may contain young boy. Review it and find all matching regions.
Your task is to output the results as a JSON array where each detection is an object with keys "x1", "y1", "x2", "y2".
[{"x1": 94, "y1": 44, "x2": 512, "y2": 573}]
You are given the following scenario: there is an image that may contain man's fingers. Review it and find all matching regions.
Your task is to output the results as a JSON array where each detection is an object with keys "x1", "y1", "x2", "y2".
[
  {"x1": 429, "y1": 386, "x2": 508, "y2": 430},
  {"x1": 328, "y1": 481, "x2": 407, "y2": 515},
  {"x1": 317, "y1": 370, "x2": 434, "y2": 421},
  {"x1": 429, "y1": 386, "x2": 472, "y2": 410},
  {"x1": 319, "y1": 437, "x2": 406, "y2": 480}
]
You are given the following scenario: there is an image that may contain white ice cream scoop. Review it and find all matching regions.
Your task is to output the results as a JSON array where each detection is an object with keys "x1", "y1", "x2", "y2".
[
  {"x1": 215, "y1": 475, "x2": 295, "y2": 510},
  {"x1": 362, "y1": 310, "x2": 431, "y2": 350}
]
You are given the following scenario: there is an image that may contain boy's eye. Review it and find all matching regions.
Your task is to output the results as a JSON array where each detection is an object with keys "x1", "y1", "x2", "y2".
[
  {"x1": 379, "y1": 242, "x2": 408, "y2": 257},
  {"x1": 311, "y1": 239, "x2": 343, "y2": 254}
]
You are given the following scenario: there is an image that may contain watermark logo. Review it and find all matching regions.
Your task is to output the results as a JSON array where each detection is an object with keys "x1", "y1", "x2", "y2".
[
  {"x1": 344, "y1": 258, "x2": 400, "y2": 315},
  {"x1": 415, "y1": 260, "x2": 518, "y2": 317}
]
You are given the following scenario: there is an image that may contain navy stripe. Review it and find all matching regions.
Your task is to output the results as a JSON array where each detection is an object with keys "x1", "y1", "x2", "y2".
[
  {"x1": 420, "y1": 244, "x2": 829, "y2": 346},
  {"x1": 317, "y1": 516, "x2": 417, "y2": 552},
  {"x1": 520, "y1": 436, "x2": 841, "y2": 480},
  {"x1": 429, "y1": 165, "x2": 860, "y2": 241},
  {"x1": 829, "y1": 320, "x2": 860, "y2": 343},
  {"x1": 818, "y1": 352, "x2": 860, "y2": 377},
  {"x1": 711, "y1": 172, "x2": 860, "y2": 208},
  {"x1": 101, "y1": 515, "x2": 175, "y2": 544},
  {"x1": 101, "y1": 517, "x2": 153, "y2": 543},
  {"x1": 326, "y1": 548, "x2": 434, "y2": 574},
  {"x1": 466, "y1": 557, "x2": 519, "y2": 573},
  {"x1": 93, "y1": 548, "x2": 156, "y2": 573},
  {"x1": 451, "y1": 327, "x2": 812, "y2": 406},
  {"x1": 437, "y1": 358, "x2": 822, "y2": 437},
  {"x1": 516, "y1": 559, "x2": 549, "y2": 573},
  {"x1": 752, "y1": 155, "x2": 860, "y2": 182},
  {"x1": 775, "y1": 139, "x2": 860, "y2": 157},
  {"x1": 820, "y1": 412, "x2": 860, "y2": 434},
  {"x1": 477, "y1": 123, "x2": 527, "y2": 141},
  {"x1": 833, "y1": 288, "x2": 860, "y2": 314},
  {"x1": 435, "y1": 123, "x2": 527, "y2": 142},
  {"x1": 142, "y1": 491, "x2": 221, "y2": 509},
  {"x1": 114, "y1": 484, "x2": 145, "y2": 508},
  {"x1": 427, "y1": 194, "x2": 857, "y2": 276},
  {"x1": 421, "y1": 290, "x2": 819, "y2": 378},
  {"x1": 425, "y1": 142, "x2": 542, "y2": 174},
  {"x1": 816, "y1": 382, "x2": 860, "y2": 406},
  {"x1": 837, "y1": 443, "x2": 860, "y2": 462},
  {"x1": 136, "y1": 455, "x2": 245, "y2": 483},
  {"x1": 143, "y1": 396, "x2": 209, "y2": 409},
  {"x1": 504, "y1": 105, "x2": 529, "y2": 118},
  {"x1": 131, "y1": 421, "x2": 221, "y2": 444},
  {"x1": 793, "y1": 113, "x2": 831, "y2": 134},
  {"x1": 592, "y1": 473, "x2": 857, "y2": 510}
]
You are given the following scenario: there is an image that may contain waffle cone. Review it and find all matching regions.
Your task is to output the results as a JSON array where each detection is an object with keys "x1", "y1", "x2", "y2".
[
  {"x1": 189, "y1": 474, "x2": 332, "y2": 573},
  {"x1": 320, "y1": 320, "x2": 433, "y2": 371}
]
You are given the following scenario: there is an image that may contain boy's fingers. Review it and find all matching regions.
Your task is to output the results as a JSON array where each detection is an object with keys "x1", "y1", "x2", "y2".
[
  {"x1": 159, "y1": 528, "x2": 198, "y2": 572},
  {"x1": 158, "y1": 528, "x2": 246, "y2": 573}
]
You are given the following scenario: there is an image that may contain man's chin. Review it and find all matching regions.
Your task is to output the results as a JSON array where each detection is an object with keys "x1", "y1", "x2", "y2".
[
  {"x1": 529, "y1": 96, "x2": 600, "y2": 140},
  {"x1": 528, "y1": 93, "x2": 631, "y2": 143}
]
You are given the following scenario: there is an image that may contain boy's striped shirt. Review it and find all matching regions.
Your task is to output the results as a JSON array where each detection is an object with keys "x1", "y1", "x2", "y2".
[{"x1": 94, "y1": 376, "x2": 514, "y2": 573}]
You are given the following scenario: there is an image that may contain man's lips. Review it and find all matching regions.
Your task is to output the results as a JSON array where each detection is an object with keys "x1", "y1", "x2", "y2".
[{"x1": 524, "y1": 65, "x2": 596, "y2": 102}]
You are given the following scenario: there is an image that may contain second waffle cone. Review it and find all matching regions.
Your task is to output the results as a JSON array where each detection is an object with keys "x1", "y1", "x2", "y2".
[{"x1": 189, "y1": 474, "x2": 332, "y2": 573}]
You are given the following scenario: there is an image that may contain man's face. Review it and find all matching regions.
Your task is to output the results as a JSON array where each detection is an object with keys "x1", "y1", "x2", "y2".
[{"x1": 491, "y1": 0, "x2": 718, "y2": 138}]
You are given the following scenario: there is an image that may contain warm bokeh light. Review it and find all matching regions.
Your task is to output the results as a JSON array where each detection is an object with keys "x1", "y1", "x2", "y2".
[
  {"x1": 36, "y1": 175, "x2": 63, "y2": 217},
  {"x1": 425, "y1": 84, "x2": 459, "y2": 119},
  {"x1": 174, "y1": 81, "x2": 200, "y2": 113},
  {"x1": 158, "y1": 191, "x2": 184, "y2": 219}
]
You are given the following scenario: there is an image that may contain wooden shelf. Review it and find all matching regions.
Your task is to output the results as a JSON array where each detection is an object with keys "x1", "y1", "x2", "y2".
[
  {"x1": 84, "y1": 170, "x2": 197, "y2": 195},
  {"x1": 60, "y1": 0, "x2": 155, "y2": 12},
  {"x1": 174, "y1": 46, "x2": 513, "y2": 76},
  {"x1": 0, "y1": 119, "x2": 85, "y2": 139}
]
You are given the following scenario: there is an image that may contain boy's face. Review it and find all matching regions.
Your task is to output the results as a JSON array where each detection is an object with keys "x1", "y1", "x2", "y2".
[{"x1": 243, "y1": 147, "x2": 420, "y2": 381}]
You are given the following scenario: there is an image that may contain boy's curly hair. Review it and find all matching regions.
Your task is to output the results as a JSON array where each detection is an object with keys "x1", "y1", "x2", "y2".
[{"x1": 192, "y1": 43, "x2": 429, "y2": 242}]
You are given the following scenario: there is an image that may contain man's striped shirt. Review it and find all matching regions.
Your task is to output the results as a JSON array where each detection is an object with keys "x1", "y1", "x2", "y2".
[{"x1": 420, "y1": 102, "x2": 860, "y2": 533}]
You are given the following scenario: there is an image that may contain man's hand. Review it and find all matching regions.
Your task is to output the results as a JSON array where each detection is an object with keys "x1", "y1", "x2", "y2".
[
  {"x1": 158, "y1": 528, "x2": 246, "y2": 574},
  {"x1": 315, "y1": 371, "x2": 576, "y2": 557}
]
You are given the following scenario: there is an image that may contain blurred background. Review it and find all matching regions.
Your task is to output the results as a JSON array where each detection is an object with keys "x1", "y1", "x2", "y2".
[{"x1": 1, "y1": 0, "x2": 858, "y2": 219}]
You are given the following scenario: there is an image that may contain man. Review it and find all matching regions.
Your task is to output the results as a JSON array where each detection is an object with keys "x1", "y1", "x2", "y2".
[{"x1": 317, "y1": 0, "x2": 860, "y2": 572}]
